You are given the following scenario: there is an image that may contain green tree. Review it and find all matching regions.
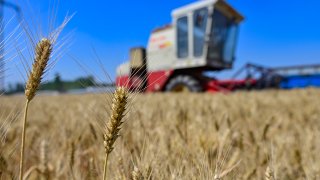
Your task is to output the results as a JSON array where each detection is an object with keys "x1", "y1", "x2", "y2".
[{"x1": 54, "y1": 73, "x2": 64, "y2": 92}]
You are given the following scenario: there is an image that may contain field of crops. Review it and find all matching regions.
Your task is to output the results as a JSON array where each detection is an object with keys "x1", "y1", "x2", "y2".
[{"x1": 0, "y1": 88, "x2": 320, "y2": 179}]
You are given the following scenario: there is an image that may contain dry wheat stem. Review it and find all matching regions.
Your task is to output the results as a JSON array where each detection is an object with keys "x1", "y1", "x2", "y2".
[
  {"x1": 22, "y1": 165, "x2": 41, "y2": 180},
  {"x1": 103, "y1": 86, "x2": 128, "y2": 180},
  {"x1": 103, "y1": 153, "x2": 110, "y2": 180},
  {"x1": 19, "y1": 100, "x2": 30, "y2": 180}
]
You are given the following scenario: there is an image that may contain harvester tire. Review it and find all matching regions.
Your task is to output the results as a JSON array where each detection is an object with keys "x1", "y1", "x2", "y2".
[{"x1": 165, "y1": 75, "x2": 202, "y2": 92}]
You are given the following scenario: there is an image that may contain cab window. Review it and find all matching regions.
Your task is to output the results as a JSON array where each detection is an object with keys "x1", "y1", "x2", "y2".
[
  {"x1": 193, "y1": 8, "x2": 208, "y2": 57},
  {"x1": 177, "y1": 16, "x2": 189, "y2": 58}
]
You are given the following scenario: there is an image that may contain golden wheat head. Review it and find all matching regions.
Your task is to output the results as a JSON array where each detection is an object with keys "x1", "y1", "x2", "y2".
[
  {"x1": 265, "y1": 166, "x2": 275, "y2": 180},
  {"x1": 103, "y1": 86, "x2": 128, "y2": 180},
  {"x1": 104, "y1": 86, "x2": 128, "y2": 154},
  {"x1": 25, "y1": 38, "x2": 52, "y2": 101},
  {"x1": 132, "y1": 166, "x2": 144, "y2": 180}
]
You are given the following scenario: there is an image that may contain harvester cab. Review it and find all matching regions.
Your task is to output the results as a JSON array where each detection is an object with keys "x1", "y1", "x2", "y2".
[
  {"x1": 172, "y1": 0, "x2": 243, "y2": 70},
  {"x1": 116, "y1": 0, "x2": 244, "y2": 92}
]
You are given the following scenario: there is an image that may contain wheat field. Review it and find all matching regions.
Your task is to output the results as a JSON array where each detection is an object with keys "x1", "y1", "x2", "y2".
[{"x1": 0, "y1": 88, "x2": 320, "y2": 179}]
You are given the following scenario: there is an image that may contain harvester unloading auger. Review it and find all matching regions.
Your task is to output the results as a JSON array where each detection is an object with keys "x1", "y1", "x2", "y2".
[{"x1": 116, "y1": 0, "x2": 320, "y2": 92}]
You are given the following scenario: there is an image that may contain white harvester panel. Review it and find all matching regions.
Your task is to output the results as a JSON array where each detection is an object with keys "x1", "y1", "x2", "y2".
[
  {"x1": 147, "y1": 26, "x2": 175, "y2": 72},
  {"x1": 116, "y1": 62, "x2": 130, "y2": 77}
]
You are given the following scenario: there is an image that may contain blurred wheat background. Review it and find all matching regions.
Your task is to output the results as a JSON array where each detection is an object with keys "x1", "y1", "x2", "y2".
[{"x1": 1, "y1": 88, "x2": 319, "y2": 179}]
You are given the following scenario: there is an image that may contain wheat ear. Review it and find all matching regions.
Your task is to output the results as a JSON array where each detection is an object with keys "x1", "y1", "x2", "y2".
[
  {"x1": 265, "y1": 166, "x2": 275, "y2": 180},
  {"x1": 40, "y1": 140, "x2": 49, "y2": 180},
  {"x1": 103, "y1": 86, "x2": 128, "y2": 180},
  {"x1": 25, "y1": 38, "x2": 52, "y2": 101},
  {"x1": 132, "y1": 166, "x2": 144, "y2": 180},
  {"x1": 19, "y1": 38, "x2": 52, "y2": 180}
]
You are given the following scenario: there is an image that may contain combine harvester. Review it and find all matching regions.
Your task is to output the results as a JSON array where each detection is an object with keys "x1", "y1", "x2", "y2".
[{"x1": 116, "y1": 0, "x2": 320, "y2": 92}]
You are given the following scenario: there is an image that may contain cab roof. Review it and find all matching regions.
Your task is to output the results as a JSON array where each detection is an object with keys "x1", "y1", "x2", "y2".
[{"x1": 172, "y1": 0, "x2": 244, "y2": 23}]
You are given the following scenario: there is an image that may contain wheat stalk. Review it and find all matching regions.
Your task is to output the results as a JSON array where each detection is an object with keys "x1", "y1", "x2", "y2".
[
  {"x1": 66, "y1": 140, "x2": 76, "y2": 179},
  {"x1": 103, "y1": 86, "x2": 128, "y2": 180},
  {"x1": 214, "y1": 160, "x2": 241, "y2": 180},
  {"x1": 19, "y1": 38, "x2": 52, "y2": 180}
]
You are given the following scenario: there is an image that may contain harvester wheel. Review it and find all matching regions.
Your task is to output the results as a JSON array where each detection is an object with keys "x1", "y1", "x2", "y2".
[{"x1": 165, "y1": 75, "x2": 202, "y2": 92}]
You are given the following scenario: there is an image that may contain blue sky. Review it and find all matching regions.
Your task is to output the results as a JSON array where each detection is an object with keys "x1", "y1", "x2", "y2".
[{"x1": 3, "y1": 0, "x2": 320, "y2": 85}]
